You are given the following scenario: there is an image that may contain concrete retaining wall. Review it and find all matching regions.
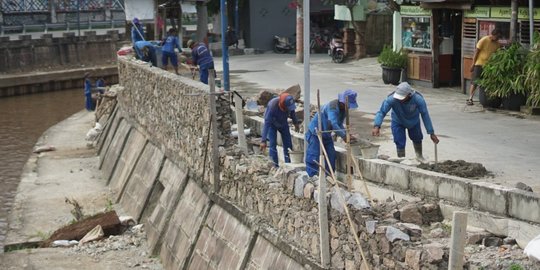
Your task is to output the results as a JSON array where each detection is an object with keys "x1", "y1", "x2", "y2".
[
  {"x1": 0, "y1": 31, "x2": 124, "y2": 73},
  {"x1": 95, "y1": 58, "x2": 459, "y2": 269}
]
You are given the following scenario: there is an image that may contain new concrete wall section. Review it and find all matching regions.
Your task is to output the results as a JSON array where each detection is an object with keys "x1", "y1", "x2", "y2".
[{"x1": 243, "y1": 115, "x2": 540, "y2": 226}]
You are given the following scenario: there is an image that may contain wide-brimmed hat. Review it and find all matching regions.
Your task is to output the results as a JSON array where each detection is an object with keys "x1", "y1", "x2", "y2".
[
  {"x1": 393, "y1": 82, "x2": 415, "y2": 100},
  {"x1": 338, "y1": 89, "x2": 359, "y2": 109},
  {"x1": 187, "y1": 40, "x2": 195, "y2": 48}
]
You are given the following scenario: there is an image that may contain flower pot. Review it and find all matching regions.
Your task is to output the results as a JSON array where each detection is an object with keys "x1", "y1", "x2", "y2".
[
  {"x1": 479, "y1": 87, "x2": 502, "y2": 109},
  {"x1": 381, "y1": 66, "x2": 402, "y2": 85},
  {"x1": 502, "y1": 93, "x2": 527, "y2": 111}
]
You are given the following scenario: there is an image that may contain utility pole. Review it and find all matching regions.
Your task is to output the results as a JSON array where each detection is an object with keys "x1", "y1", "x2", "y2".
[
  {"x1": 221, "y1": 0, "x2": 230, "y2": 91},
  {"x1": 50, "y1": 0, "x2": 57, "y2": 23},
  {"x1": 77, "y1": 0, "x2": 81, "y2": 36},
  {"x1": 529, "y1": 0, "x2": 535, "y2": 47}
]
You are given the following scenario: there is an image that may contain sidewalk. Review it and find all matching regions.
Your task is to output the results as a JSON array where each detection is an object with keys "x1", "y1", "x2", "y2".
[
  {"x1": 217, "y1": 53, "x2": 540, "y2": 192},
  {"x1": 0, "y1": 111, "x2": 161, "y2": 269}
]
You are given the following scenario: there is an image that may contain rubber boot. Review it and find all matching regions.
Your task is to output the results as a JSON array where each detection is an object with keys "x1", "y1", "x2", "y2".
[
  {"x1": 397, "y1": 148, "x2": 405, "y2": 158},
  {"x1": 413, "y1": 143, "x2": 425, "y2": 163}
]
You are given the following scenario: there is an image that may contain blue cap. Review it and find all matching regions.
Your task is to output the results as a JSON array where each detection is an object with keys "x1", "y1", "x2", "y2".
[
  {"x1": 284, "y1": 95, "x2": 296, "y2": 111},
  {"x1": 133, "y1": 18, "x2": 140, "y2": 24},
  {"x1": 338, "y1": 89, "x2": 358, "y2": 109}
]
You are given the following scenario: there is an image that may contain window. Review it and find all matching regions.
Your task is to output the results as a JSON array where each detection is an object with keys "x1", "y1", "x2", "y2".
[{"x1": 402, "y1": 17, "x2": 432, "y2": 51}]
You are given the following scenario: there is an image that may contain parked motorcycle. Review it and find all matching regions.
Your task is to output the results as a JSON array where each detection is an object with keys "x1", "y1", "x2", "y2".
[
  {"x1": 328, "y1": 34, "x2": 345, "y2": 63},
  {"x1": 273, "y1": 35, "x2": 293, "y2": 53}
]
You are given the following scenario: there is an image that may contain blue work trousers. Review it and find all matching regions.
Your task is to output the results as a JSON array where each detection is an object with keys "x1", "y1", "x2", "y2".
[
  {"x1": 391, "y1": 121, "x2": 423, "y2": 150},
  {"x1": 267, "y1": 125, "x2": 292, "y2": 167},
  {"x1": 199, "y1": 62, "x2": 214, "y2": 84},
  {"x1": 305, "y1": 130, "x2": 336, "y2": 177},
  {"x1": 85, "y1": 93, "x2": 94, "y2": 111}
]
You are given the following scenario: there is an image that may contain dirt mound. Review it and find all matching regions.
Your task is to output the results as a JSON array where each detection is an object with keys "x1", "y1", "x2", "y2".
[{"x1": 418, "y1": 160, "x2": 489, "y2": 179}]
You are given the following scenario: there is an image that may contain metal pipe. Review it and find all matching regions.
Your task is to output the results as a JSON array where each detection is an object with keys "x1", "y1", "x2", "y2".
[
  {"x1": 303, "y1": 0, "x2": 310, "y2": 159},
  {"x1": 220, "y1": 0, "x2": 230, "y2": 91}
]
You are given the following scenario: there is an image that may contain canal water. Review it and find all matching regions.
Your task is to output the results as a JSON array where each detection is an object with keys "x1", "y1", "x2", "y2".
[{"x1": 0, "y1": 89, "x2": 83, "y2": 250}]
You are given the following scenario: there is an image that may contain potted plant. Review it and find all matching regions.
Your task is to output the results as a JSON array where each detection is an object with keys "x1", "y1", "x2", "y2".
[
  {"x1": 479, "y1": 43, "x2": 529, "y2": 110},
  {"x1": 523, "y1": 32, "x2": 540, "y2": 110},
  {"x1": 377, "y1": 45, "x2": 408, "y2": 85}
]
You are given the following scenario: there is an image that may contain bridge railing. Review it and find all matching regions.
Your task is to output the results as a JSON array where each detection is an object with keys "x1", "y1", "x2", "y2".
[
  {"x1": 0, "y1": 0, "x2": 124, "y2": 13},
  {"x1": 0, "y1": 19, "x2": 125, "y2": 35}
]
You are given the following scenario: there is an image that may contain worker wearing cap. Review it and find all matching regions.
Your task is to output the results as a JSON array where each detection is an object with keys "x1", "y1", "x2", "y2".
[
  {"x1": 187, "y1": 40, "x2": 214, "y2": 84},
  {"x1": 305, "y1": 89, "x2": 359, "y2": 177},
  {"x1": 131, "y1": 18, "x2": 145, "y2": 46},
  {"x1": 372, "y1": 82, "x2": 439, "y2": 160},
  {"x1": 261, "y1": 93, "x2": 300, "y2": 167},
  {"x1": 161, "y1": 28, "x2": 182, "y2": 75},
  {"x1": 134, "y1": 40, "x2": 157, "y2": 66}
]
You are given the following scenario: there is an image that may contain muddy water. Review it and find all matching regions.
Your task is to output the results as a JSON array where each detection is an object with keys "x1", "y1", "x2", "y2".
[{"x1": 0, "y1": 90, "x2": 83, "y2": 250}]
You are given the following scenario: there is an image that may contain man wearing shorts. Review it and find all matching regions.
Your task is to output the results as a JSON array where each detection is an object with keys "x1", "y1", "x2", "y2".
[
  {"x1": 161, "y1": 28, "x2": 182, "y2": 75},
  {"x1": 467, "y1": 28, "x2": 502, "y2": 105}
]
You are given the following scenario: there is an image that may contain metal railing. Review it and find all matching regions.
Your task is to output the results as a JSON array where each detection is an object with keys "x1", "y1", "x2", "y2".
[
  {"x1": 0, "y1": 0, "x2": 124, "y2": 13},
  {"x1": 0, "y1": 19, "x2": 125, "y2": 35}
]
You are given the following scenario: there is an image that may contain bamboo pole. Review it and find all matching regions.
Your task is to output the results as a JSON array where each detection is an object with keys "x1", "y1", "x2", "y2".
[
  {"x1": 315, "y1": 133, "x2": 371, "y2": 270},
  {"x1": 348, "y1": 151, "x2": 373, "y2": 201},
  {"x1": 316, "y1": 90, "x2": 330, "y2": 267}
]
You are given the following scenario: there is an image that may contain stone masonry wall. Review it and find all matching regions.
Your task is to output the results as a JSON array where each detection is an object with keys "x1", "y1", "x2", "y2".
[
  {"x1": 103, "y1": 58, "x2": 450, "y2": 269},
  {"x1": 116, "y1": 56, "x2": 232, "y2": 186},
  {"x1": 0, "y1": 30, "x2": 124, "y2": 73}
]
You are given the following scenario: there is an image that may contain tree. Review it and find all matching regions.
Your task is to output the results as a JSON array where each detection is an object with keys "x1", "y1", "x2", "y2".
[
  {"x1": 289, "y1": 0, "x2": 303, "y2": 63},
  {"x1": 196, "y1": 1, "x2": 209, "y2": 42}
]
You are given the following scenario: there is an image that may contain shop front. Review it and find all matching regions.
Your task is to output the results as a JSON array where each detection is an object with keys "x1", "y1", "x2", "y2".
[
  {"x1": 399, "y1": 5, "x2": 463, "y2": 88},
  {"x1": 462, "y1": 6, "x2": 540, "y2": 93}
]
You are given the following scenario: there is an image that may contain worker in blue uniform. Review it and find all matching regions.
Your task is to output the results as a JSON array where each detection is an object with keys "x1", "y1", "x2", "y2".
[
  {"x1": 161, "y1": 28, "x2": 182, "y2": 75},
  {"x1": 372, "y1": 82, "x2": 439, "y2": 160},
  {"x1": 187, "y1": 40, "x2": 214, "y2": 84},
  {"x1": 84, "y1": 72, "x2": 94, "y2": 111},
  {"x1": 260, "y1": 93, "x2": 299, "y2": 167},
  {"x1": 134, "y1": 40, "x2": 157, "y2": 66},
  {"x1": 305, "y1": 90, "x2": 359, "y2": 177},
  {"x1": 131, "y1": 17, "x2": 145, "y2": 46}
]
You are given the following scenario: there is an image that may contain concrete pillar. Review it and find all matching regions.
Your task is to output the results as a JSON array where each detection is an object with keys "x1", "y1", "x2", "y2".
[
  {"x1": 50, "y1": 0, "x2": 57, "y2": 23},
  {"x1": 0, "y1": 9, "x2": 4, "y2": 25},
  {"x1": 392, "y1": 11, "x2": 402, "y2": 51}
]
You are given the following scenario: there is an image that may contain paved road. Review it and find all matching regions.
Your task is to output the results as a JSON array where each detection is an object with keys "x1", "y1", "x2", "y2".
[{"x1": 215, "y1": 53, "x2": 540, "y2": 192}]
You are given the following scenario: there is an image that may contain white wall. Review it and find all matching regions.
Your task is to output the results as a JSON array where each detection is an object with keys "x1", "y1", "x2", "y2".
[{"x1": 125, "y1": 0, "x2": 154, "y2": 21}]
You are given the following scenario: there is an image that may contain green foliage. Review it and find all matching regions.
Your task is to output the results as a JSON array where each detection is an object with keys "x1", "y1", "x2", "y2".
[
  {"x1": 105, "y1": 197, "x2": 114, "y2": 212},
  {"x1": 524, "y1": 37, "x2": 540, "y2": 107},
  {"x1": 509, "y1": 263, "x2": 524, "y2": 270},
  {"x1": 479, "y1": 43, "x2": 529, "y2": 99},
  {"x1": 377, "y1": 45, "x2": 408, "y2": 69}
]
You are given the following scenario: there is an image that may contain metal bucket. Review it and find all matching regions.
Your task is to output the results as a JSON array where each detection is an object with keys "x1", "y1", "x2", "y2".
[
  {"x1": 360, "y1": 145, "x2": 380, "y2": 159},
  {"x1": 289, "y1": 151, "x2": 304, "y2": 164}
]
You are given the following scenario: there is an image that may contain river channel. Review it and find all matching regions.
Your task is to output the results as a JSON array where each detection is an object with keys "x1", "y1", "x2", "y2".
[{"x1": 0, "y1": 89, "x2": 83, "y2": 250}]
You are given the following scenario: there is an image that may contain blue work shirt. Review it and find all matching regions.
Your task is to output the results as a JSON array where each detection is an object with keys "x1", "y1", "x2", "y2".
[
  {"x1": 191, "y1": 43, "x2": 214, "y2": 67},
  {"x1": 131, "y1": 24, "x2": 144, "y2": 44},
  {"x1": 308, "y1": 99, "x2": 346, "y2": 140},
  {"x1": 373, "y1": 92, "x2": 435, "y2": 134},
  {"x1": 84, "y1": 78, "x2": 92, "y2": 96},
  {"x1": 261, "y1": 97, "x2": 299, "y2": 142},
  {"x1": 162, "y1": 35, "x2": 181, "y2": 53}
]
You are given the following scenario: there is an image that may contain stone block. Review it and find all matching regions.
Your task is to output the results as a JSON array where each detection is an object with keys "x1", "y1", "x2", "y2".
[
  {"x1": 383, "y1": 162, "x2": 410, "y2": 190},
  {"x1": 400, "y1": 204, "x2": 423, "y2": 225},
  {"x1": 409, "y1": 169, "x2": 441, "y2": 197},
  {"x1": 471, "y1": 182, "x2": 514, "y2": 216},
  {"x1": 438, "y1": 175, "x2": 472, "y2": 206},
  {"x1": 101, "y1": 119, "x2": 131, "y2": 181},
  {"x1": 508, "y1": 189, "x2": 540, "y2": 224},
  {"x1": 294, "y1": 172, "x2": 309, "y2": 197},
  {"x1": 303, "y1": 182, "x2": 315, "y2": 198},
  {"x1": 405, "y1": 249, "x2": 422, "y2": 270},
  {"x1": 423, "y1": 243, "x2": 444, "y2": 264}
]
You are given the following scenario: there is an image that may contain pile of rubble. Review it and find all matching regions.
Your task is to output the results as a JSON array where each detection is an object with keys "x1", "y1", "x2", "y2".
[{"x1": 219, "y1": 147, "x2": 539, "y2": 269}]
